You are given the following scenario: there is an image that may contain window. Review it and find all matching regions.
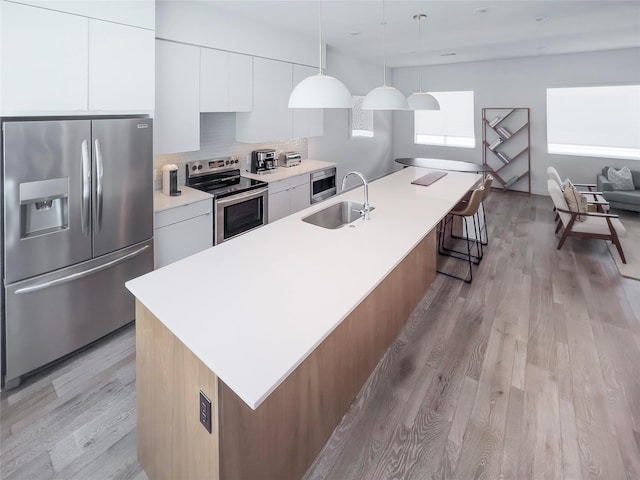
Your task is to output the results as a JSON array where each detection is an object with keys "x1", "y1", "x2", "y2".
[
  {"x1": 414, "y1": 91, "x2": 475, "y2": 148},
  {"x1": 547, "y1": 85, "x2": 640, "y2": 160}
]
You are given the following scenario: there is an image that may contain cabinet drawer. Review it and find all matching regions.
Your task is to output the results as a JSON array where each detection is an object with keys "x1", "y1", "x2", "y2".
[
  {"x1": 155, "y1": 199, "x2": 213, "y2": 229},
  {"x1": 289, "y1": 173, "x2": 310, "y2": 188},
  {"x1": 268, "y1": 178, "x2": 292, "y2": 194}
]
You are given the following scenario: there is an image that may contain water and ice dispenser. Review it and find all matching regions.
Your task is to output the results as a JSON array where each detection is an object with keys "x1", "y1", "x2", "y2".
[{"x1": 19, "y1": 177, "x2": 69, "y2": 238}]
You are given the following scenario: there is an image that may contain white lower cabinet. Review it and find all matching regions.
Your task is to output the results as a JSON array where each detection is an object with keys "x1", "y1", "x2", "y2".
[
  {"x1": 267, "y1": 174, "x2": 311, "y2": 223},
  {"x1": 154, "y1": 199, "x2": 213, "y2": 268},
  {"x1": 268, "y1": 189, "x2": 290, "y2": 223},
  {"x1": 290, "y1": 181, "x2": 311, "y2": 213}
]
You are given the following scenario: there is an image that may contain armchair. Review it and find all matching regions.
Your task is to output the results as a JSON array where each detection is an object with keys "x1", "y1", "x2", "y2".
[
  {"x1": 548, "y1": 180, "x2": 627, "y2": 263},
  {"x1": 547, "y1": 166, "x2": 609, "y2": 213}
]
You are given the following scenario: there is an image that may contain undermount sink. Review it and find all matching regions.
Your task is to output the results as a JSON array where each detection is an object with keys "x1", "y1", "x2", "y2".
[{"x1": 302, "y1": 201, "x2": 375, "y2": 229}]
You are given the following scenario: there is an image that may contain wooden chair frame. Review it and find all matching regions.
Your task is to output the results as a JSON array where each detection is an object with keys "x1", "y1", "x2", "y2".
[{"x1": 554, "y1": 206, "x2": 627, "y2": 264}]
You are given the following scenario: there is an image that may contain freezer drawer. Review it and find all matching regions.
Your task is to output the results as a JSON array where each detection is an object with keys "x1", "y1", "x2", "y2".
[{"x1": 3, "y1": 240, "x2": 153, "y2": 386}]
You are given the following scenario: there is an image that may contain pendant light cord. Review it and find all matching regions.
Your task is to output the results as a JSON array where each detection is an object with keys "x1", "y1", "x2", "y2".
[
  {"x1": 382, "y1": 0, "x2": 387, "y2": 86},
  {"x1": 318, "y1": 0, "x2": 323, "y2": 75},
  {"x1": 418, "y1": 14, "x2": 423, "y2": 92}
]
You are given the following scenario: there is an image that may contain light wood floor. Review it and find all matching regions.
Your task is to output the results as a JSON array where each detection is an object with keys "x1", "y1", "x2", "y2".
[{"x1": 2, "y1": 192, "x2": 640, "y2": 480}]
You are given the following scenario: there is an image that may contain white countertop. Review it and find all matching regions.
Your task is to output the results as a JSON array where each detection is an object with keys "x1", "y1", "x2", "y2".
[
  {"x1": 127, "y1": 167, "x2": 480, "y2": 410},
  {"x1": 241, "y1": 159, "x2": 335, "y2": 182},
  {"x1": 154, "y1": 186, "x2": 213, "y2": 213}
]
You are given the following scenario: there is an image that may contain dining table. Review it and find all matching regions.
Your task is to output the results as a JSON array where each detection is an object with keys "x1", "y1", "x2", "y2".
[{"x1": 395, "y1": 157, "x2": 495, "y2": 173}]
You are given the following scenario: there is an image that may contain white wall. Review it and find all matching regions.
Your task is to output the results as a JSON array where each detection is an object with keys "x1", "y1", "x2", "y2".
[
  {"x1": 308, "y1": 47, "x2": 395, "y2": 190},
  {"x1": 392, "y1": 48, "x2": 640, "y2": 195}
]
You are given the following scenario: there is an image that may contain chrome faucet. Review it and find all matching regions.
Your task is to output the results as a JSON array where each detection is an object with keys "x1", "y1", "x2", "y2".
[{"x1": 341, "y1": 171, "x2": 372, "y2": 220}]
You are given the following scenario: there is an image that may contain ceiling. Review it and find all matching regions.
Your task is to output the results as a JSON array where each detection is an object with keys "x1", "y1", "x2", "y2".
[{"x1": 205, "y1": 0, "x2": 640, "y2": 67}]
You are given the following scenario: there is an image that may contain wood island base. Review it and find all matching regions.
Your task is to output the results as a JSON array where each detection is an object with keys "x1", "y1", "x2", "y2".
[{"x1": 136, "y1": 229, "x2": 436, "y2": 480}]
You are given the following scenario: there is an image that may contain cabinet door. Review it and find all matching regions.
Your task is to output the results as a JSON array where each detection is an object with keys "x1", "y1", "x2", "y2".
[
  {"x1": 154, "y1": 213, "x2": 213, "y2": 269},
  {"x1": 89, "y1": 19, "x2": 154, "y2": 111},
  {"x1": 289, "y1": 182, "x2": 311, "y2": 214},
  {"x1": 292, "y1": 64, "x2": 324, "y2": 139},
  {"x1": 228, "y1": 53, "x2": 253, "y2": 112},
  {"x1": 237, "y1": 57, "x2": 292, "y2": 143},
  {"x1": 7, "y1": 0, "x2": 154, "y2": 29},
  {"x1": 1, "y1": 2, "x2": 88, "y2": 114},
  {"x1": 268, "y1": 190, "x2": 290, "y2": 223},
  {"x1": 155, "y1": 40, "x2": 200, "y2": 155},
  {"x1": 272, "y1": 59, "x2": 293, "y2": 141},
  {"x1": 200, "y1": 48, "x2": 229, "y2": 112}
]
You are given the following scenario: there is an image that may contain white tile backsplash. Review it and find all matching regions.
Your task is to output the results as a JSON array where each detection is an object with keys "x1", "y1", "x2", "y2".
[{"x1": 154, "y1": 113, "x2": 308, "y2": 189}]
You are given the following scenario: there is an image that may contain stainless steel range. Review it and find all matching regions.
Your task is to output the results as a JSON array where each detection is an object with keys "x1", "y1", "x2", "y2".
[{"x1": 185, "y1": 159, "x2": 268, "y2": 245}]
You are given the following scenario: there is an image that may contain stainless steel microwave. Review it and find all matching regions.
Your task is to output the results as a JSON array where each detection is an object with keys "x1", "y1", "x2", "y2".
[{"x1": 310, "y1": 167, "x2": 336, "y2": 204}]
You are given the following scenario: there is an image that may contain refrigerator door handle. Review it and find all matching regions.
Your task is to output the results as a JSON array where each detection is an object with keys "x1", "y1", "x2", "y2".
[
  {"x1": 14, "y1": 245, "x2": 150, "y2": 295},
  {"x1": 81, "y1": 139, "x2": 91, "y2": 236},
  {"x1": 94, "y1": 138, "x2": 104, "y2": 232}
]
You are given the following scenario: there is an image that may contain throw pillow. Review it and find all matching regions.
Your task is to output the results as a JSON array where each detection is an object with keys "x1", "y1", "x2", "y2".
[
  {"x1": 607, "y1": 166, "x2": 635, "y2": 191},
  {"x1": 563, "y1": 181, "x2": 588, "y2": 222}
]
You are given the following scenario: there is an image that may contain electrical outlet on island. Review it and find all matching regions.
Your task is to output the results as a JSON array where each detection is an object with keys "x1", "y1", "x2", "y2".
[{"x1": 199, "y1": 390, "x2": 212, "y2": 434}]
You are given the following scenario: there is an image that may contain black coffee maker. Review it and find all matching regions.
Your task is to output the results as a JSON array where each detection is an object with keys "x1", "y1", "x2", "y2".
[{"x1": 251, "y1": 149, "x2": 277, "y2": 174}]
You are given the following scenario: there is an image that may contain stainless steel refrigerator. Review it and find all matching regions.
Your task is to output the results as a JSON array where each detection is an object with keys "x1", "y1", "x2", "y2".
[{"x1": 1, "y1": 117, "x2": 154, "y2": 389}]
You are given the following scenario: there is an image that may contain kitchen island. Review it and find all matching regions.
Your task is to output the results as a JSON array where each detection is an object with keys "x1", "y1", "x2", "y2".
[{"x1": 126, "y1": 166, "x2": 480, "y2": 480}]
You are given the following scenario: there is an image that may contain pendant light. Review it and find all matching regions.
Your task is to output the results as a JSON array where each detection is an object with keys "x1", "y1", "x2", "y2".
[
  {"x1": 362, "y1": 0, "x2": 408, "y2": 110},
  {"x1": 288, "y1": 0, "x2": 352, "y2": 109},
  {"x1": 407, "y1": 14, "x2": 440, "y2": 111}
]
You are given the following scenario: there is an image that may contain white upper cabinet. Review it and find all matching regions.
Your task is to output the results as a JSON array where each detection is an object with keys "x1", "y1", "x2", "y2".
[
  {"x1": 155, "y1": 39, "x2": 200, "y2": 155},
  {"x1": 292, "y1": 65, "x2": 324, "y2": 139},
  {"x1": 200, "y1": 48, "x2": 252, "y2": 113},
  {"x1": 236, "y1": 57, "x2": 292, "y2": 143},
  {"x1": 0, "y1": 1, "x2": 154, "y2": 115},
  {"x1": 1, "y1": 1, "x2": 88, "y2": 114},
  {"x1": 228, "y1": 52, "x2": 253, "y2": 112},
  {"x1": 6, "y1": 0, "x2": 154, "y2": 29},
  {"x1": 200, "y1": 48, "x2": 228, "y2": 112},
  {"x1": 89, "y1": 19, "x2": 154, "y2": 111}
]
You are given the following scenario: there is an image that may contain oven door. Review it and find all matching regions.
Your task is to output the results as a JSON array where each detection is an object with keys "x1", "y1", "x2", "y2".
[
  {"x1": 311, "y1": 167, "x2": 337, "y2": 204},
  {"x1": 215, "y1": 187, "x2": 268, "y2": 245}
]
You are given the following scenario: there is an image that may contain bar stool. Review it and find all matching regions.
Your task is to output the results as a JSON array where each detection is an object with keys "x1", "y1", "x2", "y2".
[
  {"x1": 478, "y1": 175, "x2": 493, "y2": 248},
  {"x1": 446, "y1": 175, "x2": 492, "y2": 262},
  {"x1": 437, "y1": 186, "x2": 485, "y2": 283}
]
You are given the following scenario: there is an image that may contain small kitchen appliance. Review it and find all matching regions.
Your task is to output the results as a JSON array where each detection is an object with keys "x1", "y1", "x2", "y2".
[
  {"x1": 161, "y1": 164, "x2": 181, "y2": 196},
  {"x1": 310, "y1": 167, "x2": 337, "y2": 204},
  {"x1": 250, "y1": 149, "x2": 277, "y2": 174},
  {"x1": 279, "y1": 151, "x2": 302, "y2": 167}
]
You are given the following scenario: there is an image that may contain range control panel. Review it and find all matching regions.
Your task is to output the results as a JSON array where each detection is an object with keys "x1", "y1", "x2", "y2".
[{"x1": 186, "y1": 157, "x2": 240, "y2": 178}]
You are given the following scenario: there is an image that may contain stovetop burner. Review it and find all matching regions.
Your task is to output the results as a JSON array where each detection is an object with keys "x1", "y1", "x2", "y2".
[{"x1": 185, "y1": 160, "x2": 267, "y2": 199}]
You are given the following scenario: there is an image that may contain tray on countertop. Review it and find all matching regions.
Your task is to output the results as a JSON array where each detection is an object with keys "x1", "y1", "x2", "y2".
[{"x1": 411, "y1": 171, "x2": 447, "y2": 186}]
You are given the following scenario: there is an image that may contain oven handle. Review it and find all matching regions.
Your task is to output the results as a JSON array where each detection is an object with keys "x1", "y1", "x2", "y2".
[{"x1": 215, "y1": 187, "x2": 268, "y2": 207}]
